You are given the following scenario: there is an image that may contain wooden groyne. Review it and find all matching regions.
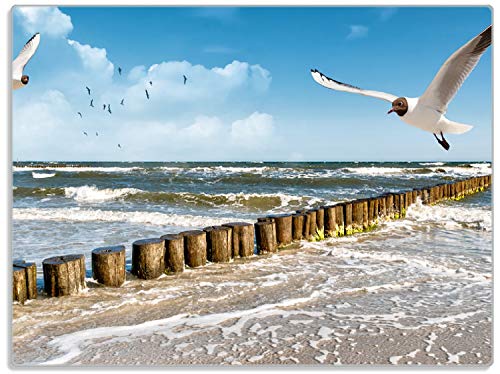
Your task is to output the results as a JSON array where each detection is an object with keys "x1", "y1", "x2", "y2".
[{"x1": 12, "y1": 175, "x2": 491, "y2": 303}]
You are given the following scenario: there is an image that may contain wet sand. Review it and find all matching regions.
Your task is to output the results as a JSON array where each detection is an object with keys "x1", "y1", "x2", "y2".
[{"x1": 12, "y1": 234, "x2": 492, "y2": 367}]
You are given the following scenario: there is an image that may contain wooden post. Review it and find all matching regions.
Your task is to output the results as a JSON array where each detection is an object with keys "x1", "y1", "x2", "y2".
[
  {"x1": 132, "y1": 238, "x2": 165, "y2": 278},
  {"x1": 344, "y1": 202, "x2": 353, "y2": 235},
  {"x1": 268, "y1": 214, "x2": 293, "y2": 247},
  {"x1": 307, "y1": 210, "x2": 317, "y2": 238},
  {"x1": 43, "y1": 254, "x2": 86, "y2": 297},
  {"x1": 368, "y1": 198, "x2": 378, "y2": 227},
  {"x1": 204, "y1": 226, "x2": 231, "y2": 263},
  {"x1": 479, "y1": 176, "x2": 485, "y2": 190},
  {"x1": 315, "y1": 208, "x2": 325, "y2": 232},
  {"x1": 161, "y1": 234, "x2": 185, "y2": 274},
  {"x1": 255, "y1": 221, "x2": 277, "y2": 254},
  {"x1": 399, "y1": 193, "x2": 406, "y2": 218},
  {"x1": 292, "y1": 213, "x2": 305, "y2": 240},
  {"x1": 222, "y1": 222, "x2": 255, "y2": 257},
  {"x1": 180, "y1": 230, "x2": 207, "y2": 267},
  {"x1": 335, "y1": 204, "x2": 345, "y2": 236},
  {"x1": 13, "y1": 260, "x2": 37, "y2": 300},
  {"x1": 405, "y1": 191, "x2": 413, "y2": 208},
  {"x1": 378, "y1": 196, "x2": 386, "y2": 219},
  {"x1": 351, "y1": 200, "x2": 363, "y2": 233},
  {"x1": 92, "y1": 245, "x2": 126, "y2": 287},
  {"x1": 13, "y1": 266, "x2": 27, "y2": 303},
  {"x1": 323, "y1": 205, "x2": 336, "y2": 237},
  {"x1": 361, "y1": 199, "x2": 369, "y2": 230},
  {"x1": 393, "y1": 194, "x2": 401, "y2": 218},
  {"x1": 411, "y1": 190, "x2": 418, "y2": 205},
  {"x1": 385, "y1": 194, "x2": 394, "y2": 219}
]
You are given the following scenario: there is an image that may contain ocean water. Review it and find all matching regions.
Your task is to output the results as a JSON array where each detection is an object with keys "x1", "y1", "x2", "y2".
[{"x1": 11, "y1": 161, "x2": 492, "y2": 365}]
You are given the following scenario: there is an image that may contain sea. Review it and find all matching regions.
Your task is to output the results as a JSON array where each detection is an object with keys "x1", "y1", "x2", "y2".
[{"x1": 11, "y1": 161, "x2": 492, "y2": 366}]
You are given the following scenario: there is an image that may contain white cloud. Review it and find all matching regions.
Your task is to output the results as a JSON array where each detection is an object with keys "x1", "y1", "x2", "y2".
[
  {"x1": 231, "y1": 112, "x2": 274, "y2": 148},
  {"x1": 347, "y1": 25, "x2": 368, "y2": 40},
  {"x1": 14, "y1": 6, "x2": 73, "y2": 38},
  {"x1": 67, "y1": 39, "x2": 115, "y2": 83}
]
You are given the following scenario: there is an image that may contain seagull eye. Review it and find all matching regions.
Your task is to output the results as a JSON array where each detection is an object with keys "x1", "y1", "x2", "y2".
[{"x1": 398, "y1": 102, "x2": 403, "y2": 106}]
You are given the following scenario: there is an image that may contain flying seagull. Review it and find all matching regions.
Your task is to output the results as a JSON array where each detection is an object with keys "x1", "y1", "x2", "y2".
[
  {"x1": 118, "y1": 143, "x2": 122, "y2": 149},
  {"x1": 90, "y1": 99, "x2": 94, "y2": 107},
  {"x1": 118, "y1": 67, "x2": 122, "y2": 75},
  {"x1": 83, "y1": 131, "x2": 88, "y2": 136},
  {"x1": 310, "y1": 25, "x2": 491, "y2": 151},
  {"x1": 145, "y1": 89, "x2": 150, "y2": 99},
  {"x1": 107, "y1": 104, "x2": 112, "y2": 114},
  {"x1": 86, "y1": 86, "x2": 91, "y2": 95},
  {"x1": 120, "y1": 98, "x2": 125, "y2": 105},
  {"x1": 96, "y1": 132, "x2": 99, "y2": 136},
  {"x1": 12, "y1": 33, "x2": 41, "y2": 90},
  {"x1": 183, "y1": 75, "x2": 187, "y2": 85},
  {"x1": 102, "y1": 104, "x2": 106, "y2": 110},
  {"x1": 77, "y1": 112, "x2": 82, "y2": 118},
  {"x1": 149, "y1": 81, "x2": 153, "y2": 86}
]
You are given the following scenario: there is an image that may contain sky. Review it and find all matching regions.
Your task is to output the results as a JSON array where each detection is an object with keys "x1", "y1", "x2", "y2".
[{"x1": 12, "y1": 6, "x2": 492, "y2": 161}]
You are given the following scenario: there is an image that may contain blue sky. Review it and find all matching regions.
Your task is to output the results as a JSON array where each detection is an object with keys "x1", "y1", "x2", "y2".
[{"x1": 12, "y1": 6, "x2": 492, "y2": 161}]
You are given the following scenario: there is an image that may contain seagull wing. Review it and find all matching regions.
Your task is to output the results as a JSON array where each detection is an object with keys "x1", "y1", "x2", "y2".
[
  {"x1": 13, "y1": 33, "x2": 41, "y2": 79},
  {"x1": 310, "y1": 69, "x2": 398, "y2": 103},
  {"x1": 419, "y1": 25, "x2": 491, "y2": 114}
]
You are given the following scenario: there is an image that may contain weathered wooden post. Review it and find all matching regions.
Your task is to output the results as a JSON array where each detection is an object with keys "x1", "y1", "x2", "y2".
[
  {"x1": 378, "y1": 196, "x2": 386, "y2": 220},
  {"x1": 43, "y1": 254, "x2": 86, "y2": 297},
  {"x1": 315, "y1": 207, "x2": 325, "y2": 233},
  {"x1": 132, "y1": 238, "x2": 165, "y2": 279},
  {"x1": 92, "y1": 245, "x2": 126, "y2": 287},
  {"x1": 352, "y1": 200, "x2": 363, "y2": 233},
  {"x1": 13, "y1": 266, "x2": 27, "y2": 303},
  {"x1": 385, "y1": 194, "x2": 394, "y2": 219},
  {"x1": 222, "y1": 222, "x2": 254, "y2": 257},
  {"x1": 161, "y1": 234, "x2": 185, "y2": 274},
  {"x1": 361, "y1": 199, "x2": 369, "y2": 230},
  {"x1": 296, "y1": 210, "x2": 311, "y2": 240},
  {"x1": 180, "y1": 230, "x2": 207, "y2": 267},
  {"x1": 405, "y1": 191, "x2": 413, "y2": 208},
  {"x1": 399, "y1": 193, "x2": 406, "y2": 218},
  {"x1": 13, "y1": 260, "x2": 37, "y2": 300},
  {"x1": 307, "y1": 210, "x2": 317, "y2": 238},
  {"x1": 255, "y1": 221, "x2": 277, "y2": 254},
  {"x1": 368, "y1": 198, "x2": 378, "y2": 228},
  {"x1": 204, "y1": 226, "x2": 231, "y2": 263},
  {"x1": 479, "y1": 176, "x2": 485, "y2": 190},
  {"x1": 393, "y1": 194, "x2": 401, "y2": 218},
  {"x1": 344, "y1": 202, "x2": 353, "y2": 235},
  {"x1": 323, "y1": 205, "x2": 336, "y2": 237},
  {"x1": 421, "y1": 188, "x2": 429, "y2": 204},
  {"x1": 268, "y1": 214, "x2": 293, "y2": 247},
  {"x1": 292, "y1": 213, "x2": 305, "y2": 240},
  {"x1": 335, "y1": 204, "x2": 345, "y2": 236},
  {"x1": 411, "y1": 190, "x2": 418, "y2": 205}
]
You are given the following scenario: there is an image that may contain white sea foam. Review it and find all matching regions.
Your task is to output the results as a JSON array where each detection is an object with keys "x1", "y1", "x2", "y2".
[
  {"x1": 15, "y1": 166, "x2": 143, "y2": 173},
  {"x1": 64, "y1": 186, "x2": 142, "y2": 202},
  {"x1": 419, "y1": 162, "x2": 445, "y2": 166},
  {"x1": 32, "y1": 172, "x2": 56, "y2": 179},
  {"x1": 12, "y1": 207, "x2": 245, "y2": 227}
]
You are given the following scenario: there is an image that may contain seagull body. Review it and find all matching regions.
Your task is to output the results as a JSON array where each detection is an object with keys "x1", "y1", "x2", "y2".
[
  {"x1": 145, "y1": 89, "x2": 150, "y2": 99},
  {"x1": 107, "y1": 104, "x2": 112, "y2": 114},
  {"x1": 90, "y1": 99, "x2": 94, "y2": 107},
  {"x1": 96, "y1": 132, "x2": 98, "y2": 136},
  {"x1": 83, "y1": 131, "x2": 88, "y2": 136},
  {"x1": 77, "y1": 112, "x2": 82, "y2": 118},
  {"x1": 103, "y1": 104, "x2": 106, "y2": 110},
  {"x1": 120, "y1": 98, "x2": 125, "y2": 105},
  {"x1": 149, "y1": 81, "x2": 153, "y2": 86},
  {"x1": 86, "y1": 86, "x2": 91, "y2": 95},
  {"x1": 118, "y1": 67, "x2": 122, "y2": 75},
  {"x1": 12, "y1": 33, "x2": 41, "y2": 90},
  {"x1": 118, "y1": 143, "x2": 122, "y2": 149},
  {"x1": 183, "y1": 75, "x2": 187, "y2": 85},
  {"x1": 311, "y1": 25, "x2": 491, "y2": 150}
]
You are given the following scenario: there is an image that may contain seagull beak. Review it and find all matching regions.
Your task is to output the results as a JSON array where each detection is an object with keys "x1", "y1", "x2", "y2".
[{"x1": 387, "y1": 108, "x2": 394, "y2": 114}]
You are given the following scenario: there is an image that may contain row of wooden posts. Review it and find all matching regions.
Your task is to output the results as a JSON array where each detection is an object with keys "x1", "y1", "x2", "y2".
[{"x1": 13, "y1": 175, "x2": 491, "y2": 303}]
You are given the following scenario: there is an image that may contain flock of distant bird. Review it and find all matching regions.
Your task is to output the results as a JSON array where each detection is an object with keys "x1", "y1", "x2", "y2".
[{"x1": 76, "y1": 69, "x2": 189, "y2": 149}]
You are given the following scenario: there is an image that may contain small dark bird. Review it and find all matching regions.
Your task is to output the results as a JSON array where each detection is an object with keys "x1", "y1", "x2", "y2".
[
  {"x1": 83, "y1": 131, "x2": 88, "y2": 136},
  {"x1": 90, "y1": 99, "x2": 94, "y2": 107},
  {"x1": 149, "y1": 81, "x2": 153, "y2": 86},
  {"x1": 86, "y1": 86, "x2": 91, "y2": 95},
  {"x1": 120, "y1": 98, "x2": 125, "y2": 105},
  {"x1": 118, "y1": 67, "x2": 122, "y2": 75},
  {"x1": 96, "y1": 132, "x2": 98, "y2": 136},
  {"x1": 77, "y1": 112, "x2": 82, "y2": 118},
  {"x1": 118, "y1": 143, "x2": 122, "y2": 149},
  {"x1": 145, "y1": 89, "x2": 150, "y2": 99},
  {"x1": 107, "y1": 104, "x2": 112, "y2": 114},
  {"x1": 183, "y1": 75, "x2": 187, "y2": 85},
  {"x1": 102, "y1": 104, "x2": 106, "y2": 110}
]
